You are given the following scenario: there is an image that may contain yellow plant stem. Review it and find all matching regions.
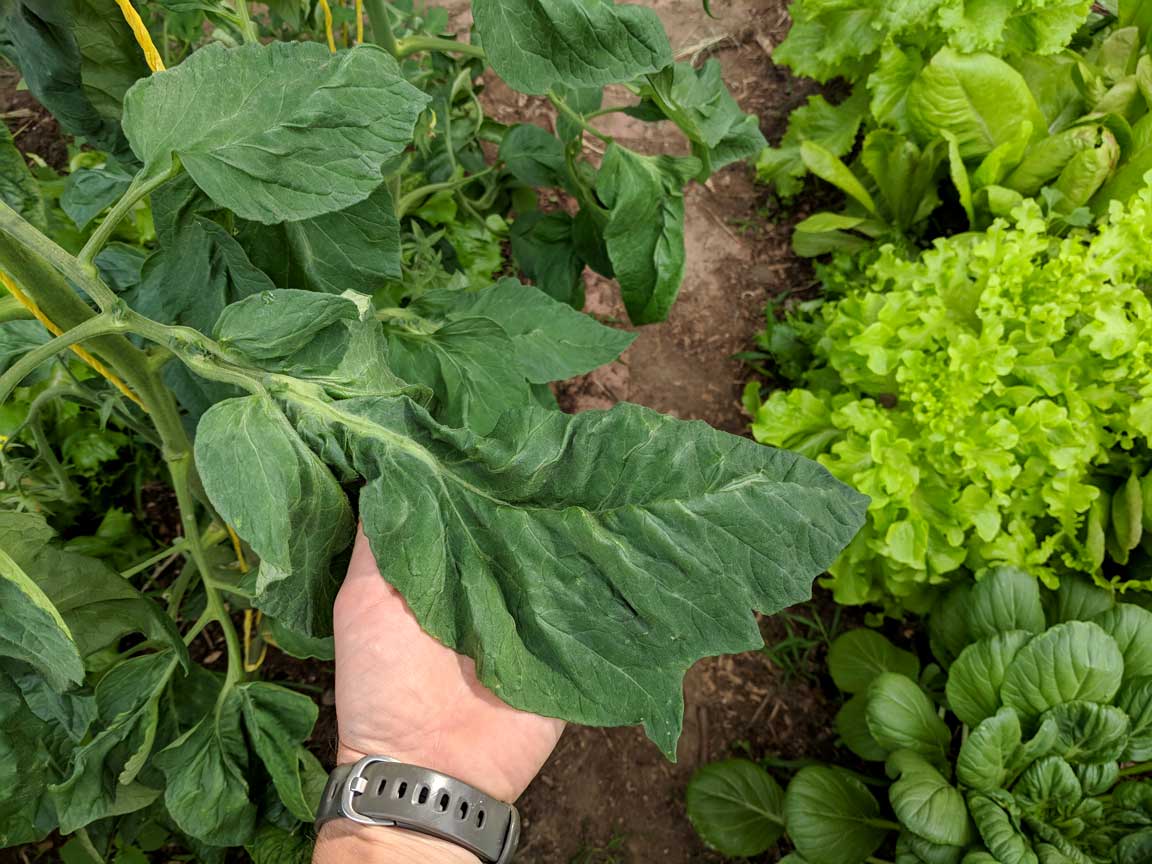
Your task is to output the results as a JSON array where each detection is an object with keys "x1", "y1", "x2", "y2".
[
  {"x1": 318, "y1": 0, "x2": 337, "y2": 52},
  {"x1": 0, "y1": 271, "x2": 144, "y2": 407},
  {"x1": 356, "y1": 0, "x2": 364, "y2": 43},
  {"x1": 114, "y1": 0, "x2": 166, "y2": 72}
]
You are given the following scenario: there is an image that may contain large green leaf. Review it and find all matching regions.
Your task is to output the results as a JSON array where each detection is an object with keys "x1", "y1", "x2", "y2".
[
  {"x1": 907, "y1": 49, "x2": 1045, "y2": 160},
  {"x1": 49, "y1": 652, "x2": 177, "y2": 834},
  {"x1": 836, "y1": 694, "x2": 889, "y2": 761},
  {"x1": 886, "y1": 751, "x2": 971, "y2": 847},
  {"x1": 472, "y1": 0, "x2": 671, "y2": 95},
  {"x1": 204, "y1": 388, "x2": 865, "y2": 755},
  {"x1": 966, "y1": 568, "x2": 1045, "y2": 641},
  {"x1": 236, "y1": 683, "x2": 323, "y2": 821},
  {"x1": 957, "y1": 707, "x2": 1021, "y2": 792},
  {"x1": 946, "y1": 630, "x2": 1033, "y2": 728},
  {"x1": 155, "y1": 692, "x2": 255, "y2": 845},
  {"x1": 783, "y1": 766, "x2": 887, "y2": 864},
  {"x1": 0, "y1": 670, "x2": 62, "y2": 845},
  {"x1": 0, "y1": 545, "x2": 84, "y2": 693},
  {"x1": 122, "y1": 42, "x2": 429, "y2": 223},
  {"x1": 0, "y1": 0, "x2": 149, "y2": 157},
  {"x1": 597, "y1": 145, "x2": 699, "y2": 325},
  {"x1": 440, "y1": 277, "x2": 635, "y2": 383},
  {"x1": 236, "y1": 183, "x2": 402, "y2": 294},
  {"x1": 1000, "y1": 622, "x2": 1124, "y2": 724},
  {"x1": 685, "y1": 759, "x2": 785, "y2": 856},
  {"x1": 1039, "y1": 701, "x2": 1130, "y2": 764},
  {"x1": 0, "y1": 512, "x2": 184, "y2": 662},
  {"x1": 827, "y1": 629, "x2": 919, "y2": 694},
  {"x1": 866, "y1": 673, "x2": 950, "y2": 763},
  {"x1": 194, "y1": 395, "x2": 355, "y2": 635}
]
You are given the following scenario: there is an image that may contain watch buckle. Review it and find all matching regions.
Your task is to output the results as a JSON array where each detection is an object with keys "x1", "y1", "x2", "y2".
[{"x1": 339, "y1": 755, "x2": 399, "y2": 826}]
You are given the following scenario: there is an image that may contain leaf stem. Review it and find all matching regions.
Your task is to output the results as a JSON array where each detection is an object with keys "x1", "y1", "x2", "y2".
[
  {"x1": 547, "y1": 91, "x2": 612, "y2": 144},
  {"x1": 79, "y1": 164, "x2": 179, "y2": 272},
  {"x1": 169, "y1": 453, "x2": 244, "y2": 691},
  {"x1": 0, "y1": 294, "x2": 32, "y2": 322},
  {"x1": 396, "y1": 166, "x2": 495, "y2": 217},
  {"x1": 395, "y1": 34, "x2": 485, "y2": 59},
  {"x1": 120, "y1": 540, "x2": 190, "y2": 580},
  {"x1": 1118, "y1": 760, "x2": 1152, "y2": 778},
  {"x1": 364, "y1": 0, "x2": 400, "y2": 56},
  {"x1": 0, "y1": 313, "x2": 124, "y2": 406},
  {"x1": 227, "y1": 0, "x2": 259, "y2": 43}
]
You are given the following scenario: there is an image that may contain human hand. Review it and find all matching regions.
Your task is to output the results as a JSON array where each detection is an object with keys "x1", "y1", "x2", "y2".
[{"x1": 331, "y1": 527, "x2": 565, "y2": 802}]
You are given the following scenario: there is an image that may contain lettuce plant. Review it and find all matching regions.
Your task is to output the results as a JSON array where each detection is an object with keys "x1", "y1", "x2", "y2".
[
  {"x1": 0, "y1": 1, "x2": 866, "y2": 858},
  {"x1": 747, "y1": 186, "x2": 1152, "y2": 609},
  {"x1": 761, "y1": 3, "x2": 1152, "y2": 253},
  {"x1": 686, "y1": 569, "x2": 1152, "y2": 863}
]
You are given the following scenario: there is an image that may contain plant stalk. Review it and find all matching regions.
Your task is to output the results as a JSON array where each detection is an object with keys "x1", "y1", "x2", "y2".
[
  {"x1": 227, "y1": 0, "x2": 260, "y2": 43},
  {"x1": 0, "y1": 313, "x2": 124, "y2": 406},
  {"x1": 79, "y1": 165, "x2": 179, "y2": 271},
  {"x1": 395, "y1": 34, "x2": 485, "y2": 59},
  {"x1": 548, "y1": 91, "x2": 612, "y2": 144},
  {"x1": 364, "y1": 0, "x2": 400, "y2": 56},
  {"x1": 1119, "y1": 760, "x2": 1152, "y2": 778},
  {"x1": 0, "y1": 294, "x2": 32, "y2": 322}
]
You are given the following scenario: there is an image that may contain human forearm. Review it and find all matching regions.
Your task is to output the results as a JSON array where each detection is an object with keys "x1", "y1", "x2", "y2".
[{"x1": 313, "y1": 821, "x2": 481, "y2": 864}]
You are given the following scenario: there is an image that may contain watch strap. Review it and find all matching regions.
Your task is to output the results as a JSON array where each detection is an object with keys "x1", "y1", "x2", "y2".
[{"x1": 316, "y1": 756, "x2": 520, "y2": 864}]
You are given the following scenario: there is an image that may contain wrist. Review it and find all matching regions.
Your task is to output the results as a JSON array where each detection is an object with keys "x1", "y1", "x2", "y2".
[
  {"x1": 315, "y1": 820, "x2": 481, "y2": 864},
  {"x1": 336, "y1": 742, "x2": 516, "y2": 802}
]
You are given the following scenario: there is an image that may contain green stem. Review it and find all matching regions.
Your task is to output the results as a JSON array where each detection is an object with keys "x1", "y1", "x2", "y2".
[
  {"x1": 0, "y1": 313, "x2": 123, "y2": 406},
  {"x1": 79, "y1": 165, "x2": 179, "y2": 272},
  {"x1": 395, "y1": 34, "x2": 485, "y2": 59},
  {"x1": 547, "y1": 91, "x2": 612, "y2": 144},
  {"x1": 182, "y1": 606, "x2": 214, "y2": 646},
  {"x1": 169, "y1": 454, "x2": 244, "y2": 691},
  {"x1": 0, "y1": 295, "x2": 31, "y2": 323},
  {"x1": 75, "y1": 827, "x2": 105, "y2": 863},
  {"x1": 1119, "y1": 760, "x2": 1152, "y2": 778},
  {"x1": 869, "y1": 819, "x2": 903, "y2": 831},
  {"x1": 120, "y1": 540, "x2": 190, "y2": 580},
  {"x1": 227, "y1": 0, "x2": 259, "y2": 43},
  {"x1": 396, "y1": 166, "x2": 494, "y2": 217},
  {"x1": 28, "y1": 419, "x2": 80, "y2": 502},
  {"x1": 364, "y1": 0, "x2": 400, "y2": 56}
]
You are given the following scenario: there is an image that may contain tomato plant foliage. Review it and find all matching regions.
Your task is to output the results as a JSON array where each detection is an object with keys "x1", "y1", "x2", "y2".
[{"x1": 0, "y1": 0, "x2": 866, "y2": 856}]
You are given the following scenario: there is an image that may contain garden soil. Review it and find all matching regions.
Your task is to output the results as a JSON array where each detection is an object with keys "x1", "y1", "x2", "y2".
[{"x1": 0, "y1": 0, "x2": 850, "y2": 860}]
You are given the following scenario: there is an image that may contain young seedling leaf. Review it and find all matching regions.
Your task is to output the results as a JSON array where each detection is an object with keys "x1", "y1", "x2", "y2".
[
  {"x1": 827, "y1": 628, "x2": 919, "y2": 694},
  {"x1": 122, "y1": 42, "x2": 429, "y2": 223},
  {"x1": 886, "y1": 751, "x2": 971, "y2": 847},
  {"x1": 1092, "y1": 604, "x2": 1152, "y2": 681},
  {"x1": 957, "y1": 707, "x2": 1022, "y2": 792},
  {"x1": 783, "y1": 765, "x2": 887, "y2": 864},
  {"x1": 685, "y1": 759, "x2": 785, "y2": 856},
  {"x1": 966, "y1": 567, "x2": 1046, "y2": 642},
  {"x1": 866, "y1": 674, "x2": 950, "y2": 763},
  {"x1": 1040, "y1": 701, "x2": 1131, "y2": 764},
  {"x1": 472, "y1": 0, "x2": 671, "y2": 95},
  {"x1": 946, "y1": 630, "x2": 1033, "y2": 728}
]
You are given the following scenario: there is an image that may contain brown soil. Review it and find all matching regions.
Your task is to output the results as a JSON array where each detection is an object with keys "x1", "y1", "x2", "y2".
[{"x1": 0, "y1": 67, "x2": 69, "y2": 171}]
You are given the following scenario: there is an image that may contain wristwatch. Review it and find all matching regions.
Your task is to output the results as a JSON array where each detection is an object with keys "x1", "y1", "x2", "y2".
[{"x1": 316, "y1": 756, "x2": 521, "y2": 863}]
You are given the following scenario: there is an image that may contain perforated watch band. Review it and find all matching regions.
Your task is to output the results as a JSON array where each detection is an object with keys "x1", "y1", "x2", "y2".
[{"x1": 315, "y1": 756, "x2": 520, "y2": 864}]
